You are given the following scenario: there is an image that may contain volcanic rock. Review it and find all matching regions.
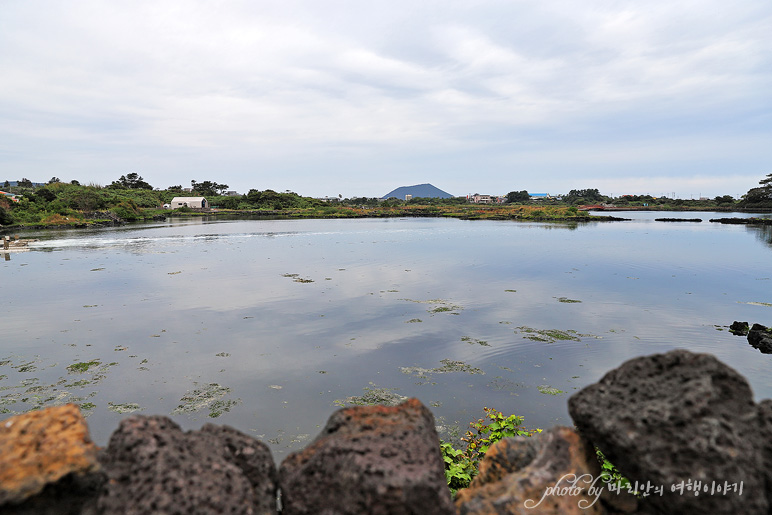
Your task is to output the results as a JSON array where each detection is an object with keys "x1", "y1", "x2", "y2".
[{"x1": 279, "y1": 398, "x2": 454, "y2": 515}]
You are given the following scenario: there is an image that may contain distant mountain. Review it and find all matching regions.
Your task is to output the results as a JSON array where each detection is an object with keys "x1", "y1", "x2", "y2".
[{"x1": 381, "y1": 183, "x2": 454, "y2": 200}]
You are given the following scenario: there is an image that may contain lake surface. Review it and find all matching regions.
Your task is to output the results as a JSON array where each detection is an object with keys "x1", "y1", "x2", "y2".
[{"x1": 2, "y1": 212, "x2": 771, "y2": 455}]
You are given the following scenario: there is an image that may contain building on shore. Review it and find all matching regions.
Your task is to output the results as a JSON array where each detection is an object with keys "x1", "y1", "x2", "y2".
[{"x1": 168, "y1": 197, "x2": 208, "y2": 209}]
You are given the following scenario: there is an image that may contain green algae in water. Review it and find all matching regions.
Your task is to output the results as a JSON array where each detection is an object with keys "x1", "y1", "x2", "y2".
[
  {"x1": 67, "y1": 360, "x2": 102, "y2": 373},
  {"x1": 406, "y1": 318, "x2": 423, "y2": 323},
  {"x1": 556, "y1": 297, "x2": 582, "y2": 303},
  {"x1": 515, "y1": 326, "x2": 599, "y2": 343},
  {"x1": 1, "y1": 375, "x2": 98, "y2": 416},
  {"x1": 333, "y1": 385, "x2": 407, "y2": 407},
  {"x1": 282, "y1": 273, "x2": 314, "y2": 283},
  {"x1": 401, "y1": 359, "x2": 484, "y2": 378},
  {"x1": 171, "y1": 382, "x2": 241, "y2": 418},
  {"x1": 434, "y1": 359, "x2": 483, "y2": 374},
  {"x1": 15, "y1": 362, "x2": 38, "y2": 373},
  {"x1": 107, "y1": 402, "x2": 143, "y2": 414},
  {"x1": 537, "y1": 385, "x2": 564, "y2": 395},
  {"x1": 401, "y1": 298, "x2": 463, "y2": 314},
  {"x1": 487, "y1": 377, "x2": 525, "y2": 391},
  {"x1": 1, "y1": 358, "x2": 117, "y2": 416},
  {"x1": 461, "y1": 336, "x2": 490, "y2": 347}
]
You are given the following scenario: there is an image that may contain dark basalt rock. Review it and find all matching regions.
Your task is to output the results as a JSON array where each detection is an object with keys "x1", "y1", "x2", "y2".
[
  {"x1": 729, "y1": 321, "x2": 750, "y2": 336},
  {"x1": 710, "y1": 217, "x2": 772, "y2": 225},
  {"x1": 569, "y1": 349, "x2": 768, "y2": 514},
  {"x1": 748, "y1": 323, "x2": 772, "y2": 353},
  {"x1": 279, "y1": 398, "x2": 455, "y2": 515},
  {"x1": 98, "y1": 415, "x2": 276, "y2": 514}
]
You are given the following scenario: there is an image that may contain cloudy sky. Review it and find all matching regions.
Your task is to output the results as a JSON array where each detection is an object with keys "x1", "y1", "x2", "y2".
[{"x1": 1, "y1": 1, "x2": 770, "y2": 198}]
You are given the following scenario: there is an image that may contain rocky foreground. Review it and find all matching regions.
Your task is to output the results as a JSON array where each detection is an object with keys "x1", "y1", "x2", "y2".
[{"x1": 2, "y1": 349, "x2": 771, "y2": 514}]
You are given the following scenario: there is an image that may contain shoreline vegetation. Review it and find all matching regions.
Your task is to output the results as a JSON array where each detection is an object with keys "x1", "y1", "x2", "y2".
[{"x1": 1, "y1": 175, "x2": 771, "y2": 231}]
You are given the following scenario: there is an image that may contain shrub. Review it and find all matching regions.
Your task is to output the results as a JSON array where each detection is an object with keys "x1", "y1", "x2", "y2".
[
  {"x1": 0, "y1": 204, "x2": 13, "y2": 225},
  {"x1": 111, "y1": 200, "x2": 142, "y2": 221},
  {"x1": 40, "y1": 213, "x2": 76, "y2": 225},
  {"x1": 440, "y1": 407, "x2": 541, "y2": 495}
]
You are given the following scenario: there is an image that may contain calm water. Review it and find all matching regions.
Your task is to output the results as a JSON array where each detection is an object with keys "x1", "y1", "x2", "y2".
[{"x1": 2, "y1": 213, "x2": 771, "y2": 454}]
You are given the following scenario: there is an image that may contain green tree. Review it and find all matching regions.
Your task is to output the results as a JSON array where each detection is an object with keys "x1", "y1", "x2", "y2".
[
  {"x1": 191, "y1": 180, "x2": 229, "y2": 196},
  {"x1": 0, "y1": 198, "x2": 13, "y2": 225},
  {"x1": 3, "y1": 180, "x2": 10, "y2": 189},
  {"x1": 18, "y1": 178, "x2": 33, "y2": 189},
  {"x1": 741, "y1": 173, "x2": 772, "y2": 206},
  {"x1": 505, "y1": 190, "x2": 530, "y2": 203},
  {"x1": 111, "y1": 172, "x2": 152, "y2": 190},
  {"x1": 33, "y1": 187, "x2": 57, "y2": 203},
  {"x1": 70, "y1": 188, "x2": 107, "y2": 211},
  {"x1": 565, "y1": 188, "x2": 603, "y2": 204}
]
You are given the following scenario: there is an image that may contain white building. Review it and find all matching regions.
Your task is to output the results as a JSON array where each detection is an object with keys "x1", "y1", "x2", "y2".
[{"x1": 168, "y1": 197, "x2": 208, "y2": 209}]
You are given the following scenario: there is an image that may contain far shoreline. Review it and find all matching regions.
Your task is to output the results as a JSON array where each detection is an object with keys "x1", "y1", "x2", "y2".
[{"x1": 2, "y1": 204, "x2": 771, "y2": 234}]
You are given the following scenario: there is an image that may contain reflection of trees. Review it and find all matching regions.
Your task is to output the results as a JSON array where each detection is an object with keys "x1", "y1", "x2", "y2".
[
  {"x1": 528, "y1": 222, "x2": 580, "y2": 231},
  {"x1": 747, "y1": 225, "x2": 772, "y2": 248}
]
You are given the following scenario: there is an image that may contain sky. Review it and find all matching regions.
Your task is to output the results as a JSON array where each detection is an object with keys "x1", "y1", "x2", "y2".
[{"x1": 1, "y1": 1, "x2": 770, "y2": 199}]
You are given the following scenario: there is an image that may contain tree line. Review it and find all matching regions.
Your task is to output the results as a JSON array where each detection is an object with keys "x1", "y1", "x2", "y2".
[
  {"x1": 2, "y1": 172, "x2": 771, "y2": 227},
  {"x1": 502, "y1": 176, "x2": 772, "y2": 208}
]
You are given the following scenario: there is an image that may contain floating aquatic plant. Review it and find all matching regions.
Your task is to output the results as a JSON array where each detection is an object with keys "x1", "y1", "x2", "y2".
[
  {"x1": 67, "y1": 360, "x2": 102, "y2": 373},
  {"x1": 401, "y1": 359, "x2": 484, "y2": 378},
  {"x1": 515, "y1": 326, "x2": 598, "y2": 343},
  {"x1": 537, "y1": 385, "x2": 564, "y2": 395},
  {"x1": 171, "y1": 382, "x2": 241, "y2": 418},
  {"x1": 108, "y1": 402, "x2": 143, "y2": 414},
  {"x1": 461, "y1": 336, "x2": 490, "y2": 347},
  {"x1": 333, "y1": 384, "x2": 407, "y2": 407}
]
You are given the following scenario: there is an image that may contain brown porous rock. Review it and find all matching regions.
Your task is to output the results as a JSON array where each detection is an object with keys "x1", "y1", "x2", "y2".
[
  {"x1": 455, "y1": 426, "x2": 635, "y2": 515},
  {"x1": 279, "y1": 398, "x2": 455, "y2": 515},
  {"x1": 0, "y1": 404, "x2": 102, "y2": 514}
]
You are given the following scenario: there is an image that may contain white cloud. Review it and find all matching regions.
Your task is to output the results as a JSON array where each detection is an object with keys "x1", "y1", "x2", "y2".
[{"x1": 0, "y1": 0, "x2": 770, "y2": 196}]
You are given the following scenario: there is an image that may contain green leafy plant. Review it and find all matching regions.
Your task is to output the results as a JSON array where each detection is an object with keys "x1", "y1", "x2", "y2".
[
  {"x1": 463, "y1": 407, "x2": 542, "y2": 461},
  {"x1": 439, "y1": 441, "x2": 476, "y2": 495},
  {"x1": 596, "y1": 448, "x2": 633, "y2": 491},
  {"x1": 440, "y1": 407, "x2": 541, "y2": 495}
]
